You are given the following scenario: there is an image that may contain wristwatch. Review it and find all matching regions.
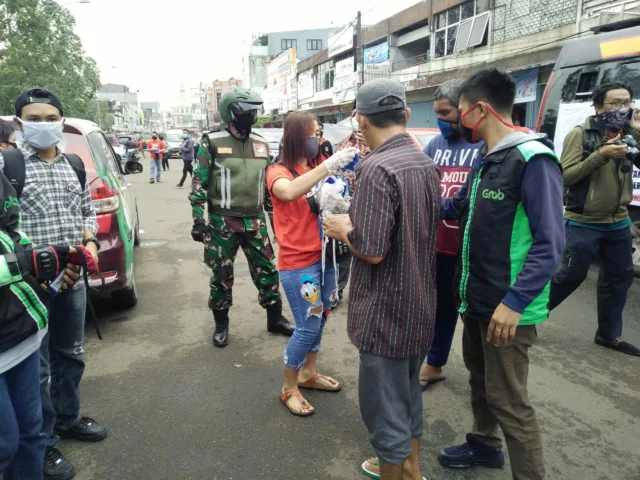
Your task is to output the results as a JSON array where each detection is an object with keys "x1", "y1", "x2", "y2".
[{"x1": 83, "y1": 236, "x2": 100, "y2": 251}]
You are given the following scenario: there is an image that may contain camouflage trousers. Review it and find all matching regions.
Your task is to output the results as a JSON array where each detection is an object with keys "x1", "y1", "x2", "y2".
[{"x1": 204, "y1": 215, "x2": 281, "y2": 311}]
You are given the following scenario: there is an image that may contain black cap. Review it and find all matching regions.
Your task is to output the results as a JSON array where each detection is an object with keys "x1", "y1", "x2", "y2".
[{"x1": 14, "y1": 88, "x2": 64, "y2": 117}]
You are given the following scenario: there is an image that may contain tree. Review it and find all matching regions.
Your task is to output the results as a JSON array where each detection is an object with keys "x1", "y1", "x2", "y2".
[{"x1": 0, "y1": 0, "x2": 100, "y2": 119}]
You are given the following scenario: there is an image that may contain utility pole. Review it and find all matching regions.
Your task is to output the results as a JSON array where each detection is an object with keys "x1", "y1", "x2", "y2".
[{"x1": 357, "y1": 11, "x2": 364, "y2": 87}]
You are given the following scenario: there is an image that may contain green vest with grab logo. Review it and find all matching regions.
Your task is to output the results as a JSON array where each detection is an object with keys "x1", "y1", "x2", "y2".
[{"x1": 205, "y1": 130, "x2": 269, "y2": 217}]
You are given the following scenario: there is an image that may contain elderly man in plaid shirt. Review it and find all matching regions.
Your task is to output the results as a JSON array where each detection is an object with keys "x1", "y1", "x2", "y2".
[{"x1": 0, "y1": 88, "x2": 107, "y2": 480}]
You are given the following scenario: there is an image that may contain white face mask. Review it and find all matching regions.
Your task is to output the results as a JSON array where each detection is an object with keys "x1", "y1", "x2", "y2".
[
  {"x1": 350, "y1": 115, "x2": 360, "y2": 133},
  {"x1": 18, "y1": 118, "x2": 64, "y2": 150}
]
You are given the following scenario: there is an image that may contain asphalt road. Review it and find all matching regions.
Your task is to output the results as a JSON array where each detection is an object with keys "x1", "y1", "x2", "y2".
[{"x1": 64, "y1": 164, "x2": 640, "y2": 480}]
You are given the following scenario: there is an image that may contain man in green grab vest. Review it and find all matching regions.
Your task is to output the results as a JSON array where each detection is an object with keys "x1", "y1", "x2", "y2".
[
  {"x1": 189, "y1": 88, "x2": 294, "y2": 348},
  {"x1": 437, "y1": 69, "x2": 565, "y2": 480}
]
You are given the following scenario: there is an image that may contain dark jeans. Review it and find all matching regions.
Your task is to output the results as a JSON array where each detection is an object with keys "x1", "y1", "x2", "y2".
[
  {"x1": 549, "y1": 224, "x2": 634, "y2": 342},
  {"x1": 337, "y1": 251, "x2": 352, "y2": 297},
  {"x1": 177, "y1": 160, "x2": 193, "y2": 187},
  {"x1": 162, "y1": 156, "x2": 169, "y2": 170},
  {"x1": 426, "y1": 253, "x2": 459, "y2": 368},
  {"x1": 0, "y1": 350, "x2": 45, "y2": 479},
  {"x1": 462, "y1": 315, "x2": 544, "y2": 479},
  {"x1": 40, "y1": 285, "x2": 87, "y2": 448}
]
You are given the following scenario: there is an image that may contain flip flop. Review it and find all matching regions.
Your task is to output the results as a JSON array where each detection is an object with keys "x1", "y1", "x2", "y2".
[
  {"x1": 420, "y1": 376, "x2": 447, "y2": 391},
  {"x1": 361, "y1": 458, "x2": 426, "y2": 479},
  {"x1": 279, "y1": 389, "x2": 315, "y2": 417},
  {"x1": 361, "y1": 458, "x2": 380, "y2": 479},
  {"x1": 298, "y1": 373, "x2": 341, "y2": 392}
]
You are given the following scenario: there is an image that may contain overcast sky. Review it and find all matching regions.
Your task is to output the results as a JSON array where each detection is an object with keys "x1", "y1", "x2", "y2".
[{"x1": 68, "y1": 0, "x2": 420, "y2": 109}]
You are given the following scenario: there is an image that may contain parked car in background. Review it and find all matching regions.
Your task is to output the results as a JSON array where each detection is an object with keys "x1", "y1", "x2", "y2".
[
  {"x1": 407, "y1": 127, "x2": 439, "y2": 149},
  {"x1": 252, "y1": 128, "x2": 283, "y2": 161},
  {"x1": 165, "y1": 129, "x2": 184, "y2": 158},
  {"x1": 106, "y1": 134, "x2": 127, "y2": 166},
  {"x1": 2, "y1": 117, "x2": 144, "y2": 307}
]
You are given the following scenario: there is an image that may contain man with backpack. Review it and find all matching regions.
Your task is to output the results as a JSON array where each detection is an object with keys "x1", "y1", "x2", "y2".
[
  {"x1": 549, "y1": 81, "x2": 640, "y2": 356},
  {"x1": 0, "y1": 88, "x2": 107, "y2": 480}
]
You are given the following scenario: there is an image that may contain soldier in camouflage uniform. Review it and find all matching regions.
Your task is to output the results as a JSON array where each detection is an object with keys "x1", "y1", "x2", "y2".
[{"x1": 190, "y1": 88, "x2": 294, "y2": 348}]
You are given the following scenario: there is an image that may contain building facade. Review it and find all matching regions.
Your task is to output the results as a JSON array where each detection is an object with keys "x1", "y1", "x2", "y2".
[
  {"x1": 281, "y1": 0, "x2": 640, "y2": 127},
  {"x1": 98, "y1": 83, "x2": 141, "y2": 132},
  {"x1": 206, "y1": 78, "x2": 243, "y2": 124},
  {"x1": 242, "y1": 29, "x2": 333, "y2": 93}
]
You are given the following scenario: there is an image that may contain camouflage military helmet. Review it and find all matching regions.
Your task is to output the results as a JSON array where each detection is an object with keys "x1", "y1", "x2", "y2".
[{"x1": 219, "y1": 88, "x2": 264, "y2": 125}]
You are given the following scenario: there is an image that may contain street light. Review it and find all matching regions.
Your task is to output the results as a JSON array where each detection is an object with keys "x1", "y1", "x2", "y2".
[{"x1": 48, "y1": 0, "x2": 91, "y2": 56}]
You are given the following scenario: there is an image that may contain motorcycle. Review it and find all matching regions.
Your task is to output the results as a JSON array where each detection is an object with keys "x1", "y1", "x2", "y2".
[{"x1": 125, "y1": 149, "x2": 144, "y2": 174}]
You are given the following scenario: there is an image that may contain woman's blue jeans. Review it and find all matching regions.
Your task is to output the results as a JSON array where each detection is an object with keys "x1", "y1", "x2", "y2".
[{"x1": 280, "y1": 260, "x2": 337, "y2": 370}]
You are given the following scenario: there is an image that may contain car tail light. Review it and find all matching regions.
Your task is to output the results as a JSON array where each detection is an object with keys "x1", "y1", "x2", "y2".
[
  {"x1": 535, "y1": 71, "x2": 554, "y2": 133},
  {"x1": 90, "y1": 178, "x2": 120, "y2": 214}
]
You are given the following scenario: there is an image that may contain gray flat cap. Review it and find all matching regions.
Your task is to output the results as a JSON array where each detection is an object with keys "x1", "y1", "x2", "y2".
[{"x1": 356, "y1": 79, "x2": 407, "y2": 115}]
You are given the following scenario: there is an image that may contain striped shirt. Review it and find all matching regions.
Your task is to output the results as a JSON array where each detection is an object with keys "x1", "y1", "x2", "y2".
[
  {"x1": 0, "y1": 142, "x2": 97, "y2": 247},
  {"x1": 347, "y1": 133, "x2": 440, "y2": 359}
]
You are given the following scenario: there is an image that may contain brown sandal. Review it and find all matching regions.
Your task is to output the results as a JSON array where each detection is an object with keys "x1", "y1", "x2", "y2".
[
  {"x1": 280, "y1": 389, "x2": 315, "y2": 417},
  {"x1": 298, "y1": 373, "x2": 341, "y2": 392}
]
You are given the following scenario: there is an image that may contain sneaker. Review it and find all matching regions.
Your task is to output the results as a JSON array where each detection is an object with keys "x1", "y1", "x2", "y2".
[
  {"x1": 595, "y1": 335, "x2": 640, "y2": 356},
  {"x1": 44, "y1": 448, "x2": 76, "y2": 480},
  {"x1": 55, "y1": 416, "x2": 108, "y2": 442},
  {"x1": 438, "y1": 435, "x2": 504, "y2": 469},
  {"x1": 149, "y1": 179, "x2": 155, "y2": 184}
]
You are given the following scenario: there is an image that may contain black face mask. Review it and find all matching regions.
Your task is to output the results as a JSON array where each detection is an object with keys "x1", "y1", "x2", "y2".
[
  {"x1": 458, "y1": 117, "x2": 475, "y2": 144},
  {"x1": 152, "y1": 136, "x2": 158, "y2": 140},
  {"x1": 233, "y1": 113, "x2": 254, "y2": 135}
]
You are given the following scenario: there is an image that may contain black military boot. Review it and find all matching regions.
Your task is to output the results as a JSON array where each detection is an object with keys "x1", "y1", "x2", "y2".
[
  {"x1": 213, "y1": 309, "x2": 229, "y2": 348},
  {"x1": 266, "y1": 302, "x2": 295, "y2": 336}
]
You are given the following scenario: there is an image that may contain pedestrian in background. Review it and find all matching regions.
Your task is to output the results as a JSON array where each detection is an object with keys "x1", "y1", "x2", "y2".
[
  {"x1": 147, "y1": 132, "x2": 165, "y2": 183},
  {"x1": 438, "y1": 68, "x2": 564, "y2": 480},
  {"x1": 159, "y1": 133, "x2": 169, "y2": 171},
  {"x1": 316, "y1": 121, "x2": 333, "y2": 160},
  {"x1": 331, "y1": 101, "x2": 371, "y2": 309},
  {"x1": 419, "y1": 79, "x2": 483, "y2": 391},
  {"x1": 0, "y1": 88, "x2": 107, "y2": 480},
  {"x1": 176, "y1": 128, "x2": 194, "y2": 188},
  {"x1": 0, "y1": 119, "x2": 17, "y2": 150},
  {"x1": 267, "y1": 111, "x2": 357, "y2": 416},
  {"x1": 324, "y1": 78, "x2": 440, "y2": 480},
  {"x1": 549, "y1": 81, "x2": 640, "y2": 356}
]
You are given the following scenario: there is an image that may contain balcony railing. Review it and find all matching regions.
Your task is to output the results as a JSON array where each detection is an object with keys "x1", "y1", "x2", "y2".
[{"x1": 391, "y1": 52, "x2": 429, "y2": 72}]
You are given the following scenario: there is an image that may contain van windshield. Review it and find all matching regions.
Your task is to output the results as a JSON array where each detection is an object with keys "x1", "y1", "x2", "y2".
[{"x1": 166, "y1": 134, "x2": 183, "y2": 143}]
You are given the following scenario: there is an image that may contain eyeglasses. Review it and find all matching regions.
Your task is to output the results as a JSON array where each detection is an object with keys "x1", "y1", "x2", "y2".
[{"x1": 604, "y1": 100, "x2": 635, "y2": 109}]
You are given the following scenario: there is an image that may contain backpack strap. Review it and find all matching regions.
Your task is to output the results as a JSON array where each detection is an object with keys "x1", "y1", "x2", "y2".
[
  {"x1": 1, "y1": 150, "x2": 87, "y2": 199},
  {"x1": 1, "y1": 149, "x2": 26, "y2": 198},
  {"x1": 577, "y1": 125, "x2": 601, "y2": 161},
  {"x1": 63, "y1": 153, "x2": 87, "y2": 189}
]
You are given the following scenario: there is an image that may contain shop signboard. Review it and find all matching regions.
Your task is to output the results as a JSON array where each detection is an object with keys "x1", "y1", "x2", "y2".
[
  {"x1": 364, "y1": 42, "x2": 389, "y2": 64},
  {"x1": 329, "y1": 23, "x2": 354, "y2": 58},
  {"x1": 514, "y1": 68, "x2": 539, "y2": 104}
]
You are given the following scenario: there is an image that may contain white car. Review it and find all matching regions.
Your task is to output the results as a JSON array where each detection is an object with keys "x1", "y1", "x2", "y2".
[{"x1": 106, "y1": 134, "x2": 127, "y2": 164}]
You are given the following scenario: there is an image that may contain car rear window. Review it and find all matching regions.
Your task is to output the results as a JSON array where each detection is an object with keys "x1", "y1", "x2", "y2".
[{"x1": 57, "y1": 132, "x2": 97, "y2": 176}]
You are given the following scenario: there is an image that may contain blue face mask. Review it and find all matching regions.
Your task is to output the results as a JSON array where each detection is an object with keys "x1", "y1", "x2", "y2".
[{"x1": 437, "y1": 118, "x2": 458, "y2": 140}]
